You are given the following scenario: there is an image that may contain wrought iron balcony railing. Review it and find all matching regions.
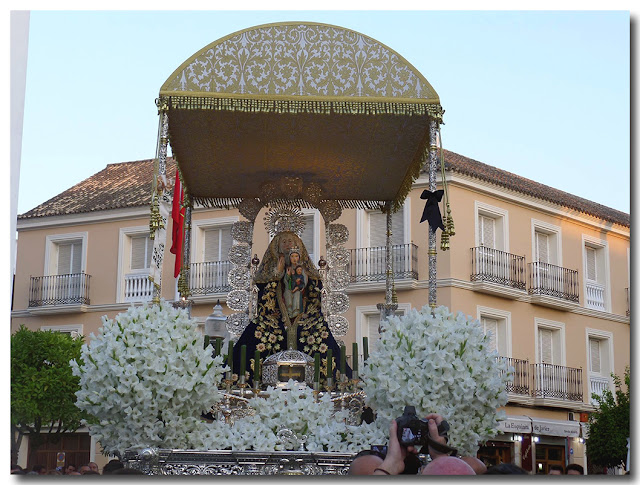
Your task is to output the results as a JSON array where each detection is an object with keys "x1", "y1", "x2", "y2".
[
  {"x1": 29, "y1": 272, "x2": 91, "y2": 307},
  {"x1": 500, "y1": 356, "x2": 530, "y2": 395},
  {"x1": 528, "y1": 262, "x2": 579, "y2": 303},
  {"x1": 348, "y1": 243, "x2": 418, "y2": 283},
  {"x1": 124, "y1": 273, "x2": 154, "y2": 303},
  {"x1": 532, "y1": 363, "x2": 583, "y2": 402},
  {"x1": 190, "y1": 260, "x2": 232, "y2": 295},
  {"x1": 470, "y1": 247, "x2": 526, "y2": 290}
]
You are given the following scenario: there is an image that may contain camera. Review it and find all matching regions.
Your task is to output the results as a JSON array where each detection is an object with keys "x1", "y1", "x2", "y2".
[{"x1": 395, "y1": 405, "x2": 450, "y2": 447}]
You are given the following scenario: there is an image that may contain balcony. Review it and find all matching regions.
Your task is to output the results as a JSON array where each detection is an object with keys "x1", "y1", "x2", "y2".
[
  {"x1": 585, "y1": 281, "x2": 606, "y2": 311},
  {"x1": 124, "y1": 273, "x2": 154, "y2": 303},
  {"x1": 190, "y1": 261, "x2": 232, "y2": 296},
  {"x1": 528, "y1": 262, "x2": 579, "y2": 309},
  {"x1": 532, "y1": 363, "x2": 583, "y2": 402},
  {"x1": 589, "y1": 375, "x2": 610, "y2": 406},
  {"x1": 470, "y1": 247, "x2": 526, "y2": 298},
  {"x1": 29, "y1": 273, "x2": 91, "y2": 308},
  {"x1": 348, "y1": 243, "x2": 418, "y2": 284},
  {"x1": 501, "y1": 357, "x2": 530, "y2": 396}
]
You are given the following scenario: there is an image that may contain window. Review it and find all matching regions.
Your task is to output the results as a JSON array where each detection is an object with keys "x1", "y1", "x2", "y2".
[
  {"x1": 368, "y1": 205, "x2": 405, "y2": 248},
  {"x1": 40, "y1": 324, "x2": 83, "y2": 339},
  {"x1": 477, "y1": 306, "x2": 511, "y2": 357},
  {"x1": 57, "y1": 240, "x2": 83, "y2": 275},
  {"x1": 204, "y1": 226, "x2": 233, "y2": 262},
  {"x1": 586, "y1": 329, "x2": 613, "y2": 404},
  {"x1": 118, "y1": 227, "x2": 155, "y2": 303},
  {"x1": 130, "y1": 235, "x2": 153, "y2": 270},
  {"x1": 356, "y1": 303, "x2": 410, "y2": 356},
  {"x1": 478, "y1": 214, "x2": 496, "y2": 249},
  {"x1": 301, "y1": 214, "x2": 315, "y2": 263},
  {"x1": 531, "y1": 220, "x2": 561, "y2": 265},
  {"x1": 475, "y1": 202, "x2": 508, "y2": 251},
  {"x1": 582, "y1": 236, "x2": 610, "y2": 312},
  {"x1": 535, "y1": 319, "x2": 565, "y2": 366},
  {"x1": 45, "y1": 232, "x2": 88, "y2": 276}
]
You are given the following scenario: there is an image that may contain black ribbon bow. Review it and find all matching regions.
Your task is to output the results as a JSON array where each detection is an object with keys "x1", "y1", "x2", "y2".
[{"x1": 419, "y1": 189, "x2": 445, "y2": 233}]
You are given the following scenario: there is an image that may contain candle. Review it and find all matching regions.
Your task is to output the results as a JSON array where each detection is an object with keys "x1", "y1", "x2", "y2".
[
  {"x1": 227, "y1": 340, "x2": 234, "y2": 374},
  {"x1": 352, "y1": 342, "x2": 358, "y2": 372},
  {"x1": 204, "y1": 335, "x2": 210, "y2": 349},
  {"x1": 340, "y1": 345, "x2": 346, "y2": 376},
  {"x1": 214, "y1": 338, "x2": 221, "y2": 358},
  {"x1": 254, "y1": 350, "x2": 261, "y2": 382},
  {"x1": 240, "y1": 345, "x2": 247, "y2": 377},
  {"x1": 327, "y1": 349, "x2": 333, "y2": 378},
  {"x1": 314, "y1": 353, "x2": 320, "y2": 382},
  {"x1": 363, "y1": 337, "x2": 369, "y2": 362}
]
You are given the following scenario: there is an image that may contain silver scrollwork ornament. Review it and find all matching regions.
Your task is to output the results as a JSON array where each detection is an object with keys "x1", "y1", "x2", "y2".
[
  {"x1": 226, "y1": 290, "x2": 249, "y2": 312},
  {"x1": 327, "y1": 223, "x2": 349, "y2": 245},
  {"x1": 327, "y1": 248, "x2": 350, "y2": 268},
  {"x1": 328, "y1": 269, "x2": 350, "y2": 291},
  {"x1": 328, "y1": 291, "x2": 349, "y2": 314},
  {"x1": 225, "y1": 312, "x2": 250, "y2": 336},
  {"x1": 237, "y1": 198, "x2": 263, "y2": 222},
  {"x1": 328, "y1": 315, "x2": 349, "y2": 337},
  {"x1": 228, "y1": 267, "x2": 251, "y2": 290},
  {"x1": 231, "y1": 221, "x2": 253, "y2": 243},
  {"x1": 228, "y1": 244, "x2": 251, "y2": 265},
  {"x1": 318, "y1": 200, "x2": 342, "y2": 222}
]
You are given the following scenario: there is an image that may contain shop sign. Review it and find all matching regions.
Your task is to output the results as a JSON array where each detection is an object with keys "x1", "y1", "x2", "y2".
[
  {"x1": 532, "y1": 419, "x2": 580, "y2": 437},
  {"x1": 497, "y1": 416, "x2": 532, "y2": 433}
]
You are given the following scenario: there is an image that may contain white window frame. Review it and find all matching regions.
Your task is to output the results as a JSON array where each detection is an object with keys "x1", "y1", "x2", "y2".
[
  {"x1": 301, "y1": 208, "x2": 321, "y2": 265},
  {"x1": 117, "y1": 226, "x2": 155, "y2": 304},
  {"x1": 534, "y1": 318, "x2": 566, "y2": 366},
  {"x1": 355, "y1": 303, "x2": 411, "y2": 354},
  {"x1": 582, "y1": 235, "x2": 610, "y2": 312},
  {"x1": 474, "y1": 201, "x2": 509, "y2": 252},
  {"x1": 531, "y1": 219, "x2": 562, "y2": 266},
  {"x1": 192, "y1": 216, "x2": 240, "y2": 263},
  {"x1": 476, "y1": 306, "x2": 512, "y2": 357},
  {"x1": 356, "y1": 199, "x2": 410, "y2": 249},
  {"x1": 585, "y1": 328, "x2": 614, "y2": 401},
  {"x1": 44, "y1": 232, "x2": 88, "y2": 276},
  {"x1": 40, "y1": 324, "x2": 84, "y2": 339}
]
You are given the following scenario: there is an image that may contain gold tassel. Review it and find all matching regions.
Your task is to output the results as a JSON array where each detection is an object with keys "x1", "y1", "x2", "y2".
[
  {"x1": 446, "y1": 204, "x2": 455, "y2": 237},
  {"x1": 440, "y1": 230, "x2": 450, "y2": 251}
]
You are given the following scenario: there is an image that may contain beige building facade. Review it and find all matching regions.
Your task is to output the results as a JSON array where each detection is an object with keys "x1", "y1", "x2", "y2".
[{"x1": 12, "y1": 150, "x2": 630, "y2": 473}]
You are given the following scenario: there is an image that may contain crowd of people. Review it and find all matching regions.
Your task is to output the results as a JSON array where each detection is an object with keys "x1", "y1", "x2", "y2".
[
  {"x1": 348, "y1": 413, "x2": 586, "y2": 476},
  {"x1": 10, "y1": 459, "x2": 144, "y2": 475}
]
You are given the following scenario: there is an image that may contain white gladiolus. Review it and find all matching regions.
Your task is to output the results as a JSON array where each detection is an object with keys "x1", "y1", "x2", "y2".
[
  {"x1": 71, "y1": 300, "x2": 226, "y2": 456},
  {"x1": 359, "y1": 305, "x2": 512, "y2": 456}
]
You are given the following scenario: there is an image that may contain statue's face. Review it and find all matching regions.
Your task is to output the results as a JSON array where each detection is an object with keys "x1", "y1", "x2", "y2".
[
  {"x1": 279, "y1": 234, "x2": 296, "y2": 253},
  {"x1": 290, "y1": 252, "x2": 300, "y2": 265}
]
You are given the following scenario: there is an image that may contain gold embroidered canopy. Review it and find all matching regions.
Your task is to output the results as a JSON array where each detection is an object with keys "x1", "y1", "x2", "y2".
[{"x1": 158, "y1": 21, "x2": 443, "y2": 210}]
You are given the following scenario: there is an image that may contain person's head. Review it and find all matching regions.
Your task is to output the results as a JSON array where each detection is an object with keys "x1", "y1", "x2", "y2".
[
  {"x1": 295, "y1": 265, "x2": 303, "y2": 275},
  {"x1": 566, "y1": 463, "x2": 584, "y2": 475},
  {"x1": 64, "y1": 464, "x2": 76, "y2": 474},
  {"x1": 348, "y1": 450, "x2": 384, "y2": 475},
  {"x1": 102, "y1": 459, "x2": 125, "y2": 475},
  {"x1": 460, "y1": 456, "x2": 487, "y2": 475},
  {"x1": 421, "y1": 456, "x2": 476, "y2": 475},
  {"x1": 486, "y1": 463, "x2": 529, "y2": 474},
  {"x1": 548, "y1": 464, "x2": 564, "y2": 475},
  {"x1": 79, "y1": 464, "x2": 91, "y2": 474},
  {"x1": 32, "y1": 464, "x2": 47, "y2": 474},
  {"x1": 88, "y1": 462, "x2": 99, "y2": 473}
]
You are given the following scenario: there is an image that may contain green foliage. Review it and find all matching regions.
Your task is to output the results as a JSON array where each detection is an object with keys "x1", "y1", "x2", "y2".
[
  {"x1": 11, "y1": 325, "x2": 86, "y2": 446},
  {"x1": 586, "y1": 366, "x2": 630, "y2": 468}
]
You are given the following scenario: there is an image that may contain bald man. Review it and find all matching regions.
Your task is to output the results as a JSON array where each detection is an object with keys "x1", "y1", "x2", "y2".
[
  {"x1": 348, "y1": 453, "x2": 384, "y2": 475},
  {"x1": 422, "y1": 456, "x2": 476, "y2": 475},
  {"x1": 461, "y1": 456, "x2": 487, "y2": 474}
]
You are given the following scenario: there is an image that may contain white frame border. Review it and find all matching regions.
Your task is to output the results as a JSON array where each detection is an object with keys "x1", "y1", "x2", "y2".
[
  {"x1": 534, "y1": 317, "x2": 566, "y2": 366},
  {"x1": 476, "y1": 305, "x2": 512, "y2": 357},
  {"x1": 474, "y1": 201, "x2": 509, "y2": 252}
]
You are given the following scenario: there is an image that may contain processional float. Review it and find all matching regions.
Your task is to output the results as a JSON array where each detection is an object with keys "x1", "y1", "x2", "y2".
[{"x1": 134, "y1": 21, "x2": 453, "y2": 475}]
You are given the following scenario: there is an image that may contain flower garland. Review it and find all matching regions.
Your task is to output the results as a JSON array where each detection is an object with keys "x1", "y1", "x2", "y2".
[
  {"x1": 70, "y1": 300, "x2": 226, "y2": 456},
  {"x1": 359, "y1": 305, "x2": 512, "y2": 456}
]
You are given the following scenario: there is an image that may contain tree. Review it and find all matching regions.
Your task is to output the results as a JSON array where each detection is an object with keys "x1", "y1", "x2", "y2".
[
  {"x1": 11, "y1": 326, "x2": 86, "y2": 466},
  {"x1": 586, "y1": 366, "x2": 630, "y2": 469}
]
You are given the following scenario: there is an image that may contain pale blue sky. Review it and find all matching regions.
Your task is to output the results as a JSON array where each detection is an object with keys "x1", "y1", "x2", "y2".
[{"x1": 17, "y1": 10, "x2": 630, "y2": 214}]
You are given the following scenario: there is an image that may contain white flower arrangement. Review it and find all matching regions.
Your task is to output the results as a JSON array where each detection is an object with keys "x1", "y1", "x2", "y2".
[
  {"x1": 359, "y1": 305, "x2": 512, "y2": 456},
  {"x1": 70, "y1": 300, "x2": 226, "y2": 456},
  {"x1": 192, "y1": 380, "x2": 388, "y2": 453}
]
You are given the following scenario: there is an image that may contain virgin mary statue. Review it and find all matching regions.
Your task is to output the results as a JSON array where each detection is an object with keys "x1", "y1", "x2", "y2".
[{"x1": 232, "y1": 231, "x2": 349, "y2": 382}]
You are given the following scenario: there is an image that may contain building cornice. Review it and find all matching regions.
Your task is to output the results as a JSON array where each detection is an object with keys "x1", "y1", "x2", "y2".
[
  {"x1": 17, "y1": 207, "x2": 151, "y2": 231},
  {"x1": 414, "y1": 174, "x2": 630, "y2": 238}
]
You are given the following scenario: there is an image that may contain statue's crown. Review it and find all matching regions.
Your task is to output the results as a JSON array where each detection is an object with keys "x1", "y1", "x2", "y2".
[{"x1": 288, "y1": 247, "x2": 301, "y2": 256}]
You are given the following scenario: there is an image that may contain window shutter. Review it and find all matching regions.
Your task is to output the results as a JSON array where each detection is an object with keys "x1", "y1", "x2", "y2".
[
  {"x1": 367, "y1": 314, "x2": 382, "y2": 351},
  {"x1": 586, "y1": 247, "x2": 597, "y2": 281},
  {"x1": 130, "y1": 236, "x2": 149, "y2": 270},
  {"x1": 538, "y1": 328, "x2": 553, "y2": 364},
  {"x1": 219, "y1": 227, "x2": 233, "y2": 262},
  {"x1": 479, "y1": 215, "x2": 495, "y2": 249},
  {"x1": 301, "y1": 216, "x2": 315, "y2": 262},
  {"x1": 204, "y1": 229, "x2": 221, "y2": 262},
  {"x1": 589, "y1": 338, "x2": 601, "y2": 374},
  {"x1": 536, "y1": 232, "x2": 549, "y2": 263},
  {"x1": 369, "y1": 212, "x2": 387, "y2": 248},
  {"x1": 57, "y1": 241, "x2": 82, "y2": 274},
  {"x1": 482, "y1": 317, "x2": 499, "y2": 353},
  {"x1": 391, "y1": 206, "x2": 404, "y2": 245}
]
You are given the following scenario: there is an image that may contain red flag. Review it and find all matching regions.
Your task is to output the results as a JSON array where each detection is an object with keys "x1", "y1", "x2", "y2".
[{"x1": 170, "y1": 170, "x2": 185, "y2": 278}]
